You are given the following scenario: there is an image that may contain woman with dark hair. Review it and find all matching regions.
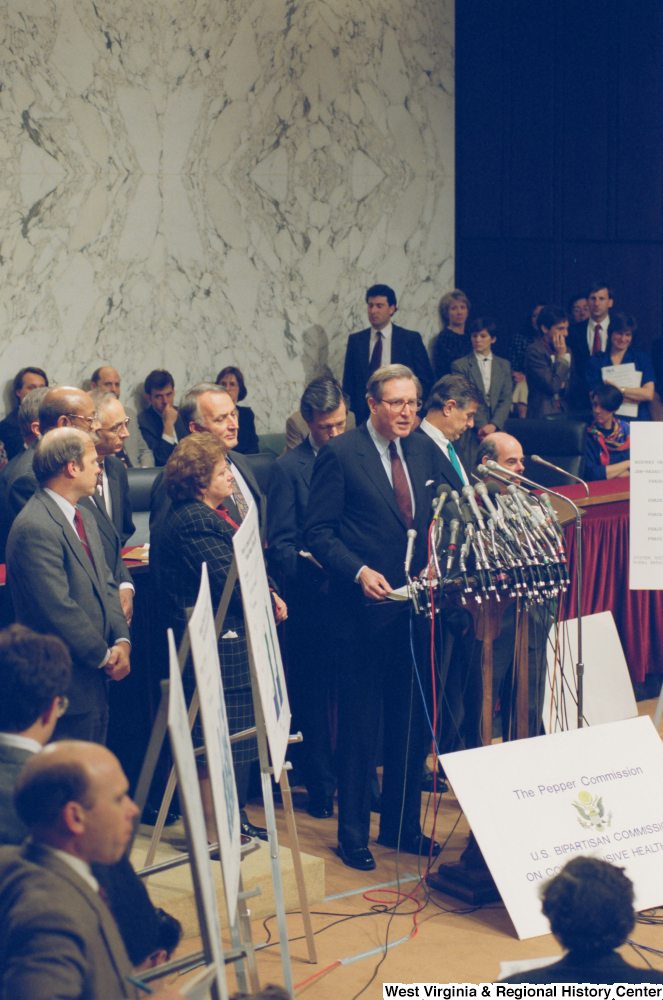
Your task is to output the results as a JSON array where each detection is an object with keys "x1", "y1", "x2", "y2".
[
  {"x1": 430, "y1": 289, "x2": 471, "y2": 380},
  {"x1": 567, "y1": 293, "x2": 590, "y2": 324},
  {"x1": 585, "y1": 384, "x2": 630, "y2": 481},
  {"x1": 502, "y1": 856, "x2": 663, "y2": 983},
  {"x1": 161, "y1": 433, "x2": 286, "y2": 842},
  {"x1": 585, "y1": 313, "x2": 655, "y2": 421},
  {"x1": 215, "y1": 366, "x2": 260, "y2": 453}
]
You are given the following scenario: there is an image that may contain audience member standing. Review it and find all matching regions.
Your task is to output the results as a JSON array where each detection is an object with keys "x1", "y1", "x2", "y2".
[
  {"x1": 6, "y1": 429, "x2": 131, "y2": 743},
  {"x1": 216, "y1": 366, "x2": 260, "y2": 454},
  {"x1": 567, "y1": 281, "x2": 613, "y2": 412},
  {"x1": 268, "y1": 377, "x2": 348, "y2": 819},
  {"x1": 342, "y1": 284, "x2": 433, "y2": 425},
  {"x1": 524, "y1": 306, "x2": 571, "y2": 418},
  {"x1": 451, "y1": 318, "x2": 512, "y2": 470},
  {"x1": 567, "y1": 293, "x2": 590, "y2": 324},
  {"x1": 0, "y1": 367, "x2": 48, "y2": 461},
  {"x1": 585, "y1": 312, "x2": 655, "y2": 421},
  {"x1": 137, "y1": 370, "x2": 187, "y2": 466},
  {"x1": 90, "y1": 366, "x2": 154, "y2": 467},
  {"x1": 431, "y1": 289, "x2": 472, "y2": 380}
]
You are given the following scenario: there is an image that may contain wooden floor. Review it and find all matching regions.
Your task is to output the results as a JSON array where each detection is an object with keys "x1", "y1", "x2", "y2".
[{"x1": 153, "y1": 699, "x2": 663, "y2": 997}]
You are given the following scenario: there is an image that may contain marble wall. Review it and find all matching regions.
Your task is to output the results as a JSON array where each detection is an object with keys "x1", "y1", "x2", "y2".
[{"x1": 0, "y1": 0, "x2": 454, "y2": 431}]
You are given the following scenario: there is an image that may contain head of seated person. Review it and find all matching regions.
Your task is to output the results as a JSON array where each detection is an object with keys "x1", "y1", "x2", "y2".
[
  {"x1": 179, "y1": 383, "x2": 238, "y2": 451},
  {"x1": 17, "y1": 386, "x2": 50, "y2": 447},
  {"x1": 300, "y1": 376, "x2": 348, "y2": 449},
  {"x1": 88, "y1": 389, "x2": 130, "y2": 460},
  {"x1": 14, "y1": 740, "x2": 139, "y2": 866},
  {"x1": 13, "y1": 367, "x2": 48, "y2": 410},
  {"x1": 541, "y1": 856, "x2": 635, "y2": 957},
  {"x1": 478, "y1": 432, "x2": 525, "y2": 485},
  {"x1": 590, "y1": 383, "x2": 625, "y2": 432},
  {"x1": 164, "y1": 432, "x2": 232, "y2": 510},
  {"x1": 90, "y1": 366, "x2": 121, "y2": 398},
  {"x1": 38, "y1": 386, "x2": 101, "y2": 437},
  {"x1": 144, "y1": 369, "x2": 176, "y2": 417},
  {"x1": 216, "y1": 366, "x2": 248, "y2": 405}
]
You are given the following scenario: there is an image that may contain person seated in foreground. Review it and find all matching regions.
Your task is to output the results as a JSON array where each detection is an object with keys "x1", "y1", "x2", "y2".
[
  {"x1": 501, "y1": 856, "x2": 663, "y2": 983},
  {"x1": 585, "y1": 384, "x2": 630, "y2": 481},
  {"x1": 0, "y1": 740, "x2": 184, "y2": 998}
]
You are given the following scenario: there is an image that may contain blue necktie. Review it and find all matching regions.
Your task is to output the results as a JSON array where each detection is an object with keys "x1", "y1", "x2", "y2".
[{"x1": 447, "y1": 442, "x2": 464, "y2": 482}]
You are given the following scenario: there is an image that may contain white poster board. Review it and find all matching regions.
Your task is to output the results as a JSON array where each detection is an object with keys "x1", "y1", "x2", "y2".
[
  {"x1": 188, "y1": 563, "x2": 241, "y2": 927},
  {"x1": 440, "y1": 716, "x2": 663, "y2": 939},
  {"x1": 167, "y1": 631, "x2": 228, "y2": 1000},
  {"x1": 233, "y1": 503, "x2": 290, "y2": 781},
  {"x1": 543, "y1": 611, "x2": 637, "y2": 732},
  {"x1": 630, "y1": 422, "x2": 663, "y2": 589},
  {"x1": 601, "y1": 362, "x2": 641, "y2": 418}
]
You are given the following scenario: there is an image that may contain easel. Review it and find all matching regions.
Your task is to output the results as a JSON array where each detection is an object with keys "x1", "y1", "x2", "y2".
[{"x1": 131, "y1": 559, "x2": 316, "y2": 999}]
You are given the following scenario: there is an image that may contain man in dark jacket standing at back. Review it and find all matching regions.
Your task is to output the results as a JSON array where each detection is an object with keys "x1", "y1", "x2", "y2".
[{"x1": 342, "y1": 284, "x2": 433, "y2": 425}]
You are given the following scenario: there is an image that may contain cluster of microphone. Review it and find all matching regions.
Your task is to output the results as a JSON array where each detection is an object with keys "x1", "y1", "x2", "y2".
[{"x1": 405, "y1": 465, "x2": 569, "y2": 614}]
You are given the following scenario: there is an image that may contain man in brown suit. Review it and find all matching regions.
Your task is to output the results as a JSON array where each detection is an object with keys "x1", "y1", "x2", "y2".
[{"x1": 0, "y1": 741, "x2": 183, "y2": 1000}]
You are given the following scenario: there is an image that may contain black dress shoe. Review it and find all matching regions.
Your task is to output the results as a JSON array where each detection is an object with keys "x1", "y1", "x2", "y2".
[
  {"x1": 421, "y1": 770, "x2": 448, "y2": 794},
  {"x1": 376, "y1": 833, "x2": 441, "y2": 857},
  {"x1": 336, "y1": 843, "x2": 376, "y2": 871},
  {"x1": 240, "y1": 814, "x2": 269, "y2": 841},
  {"x1": 307, "y1": 794, "x2": 334, "y2": 819}
]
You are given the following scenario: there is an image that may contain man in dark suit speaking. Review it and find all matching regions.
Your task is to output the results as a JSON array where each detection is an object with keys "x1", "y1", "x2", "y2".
[
  {"x1": 6, "y1": 428, "x2": 131, "y2": 744},
  {"x1": 342, "y1": 284, "x2": 434, "y2": 425},
  {"x1": 306, "y1": 364, "x2": 442, "y2": 870}
]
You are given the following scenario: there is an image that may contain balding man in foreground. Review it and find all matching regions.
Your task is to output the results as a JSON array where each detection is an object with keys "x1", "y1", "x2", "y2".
[
  {"x1": 0, "y1": 742, "x2": 184, "y2": 1000},
  {"x1": 6, "y1": 428, "x2": 130, "y2": 743},
  {"x1": 478, "y1": 430, "x2": 525, "y2": 480},
  {"x1": 90, "y1": 366, "x2": 154, "y2": 468}
]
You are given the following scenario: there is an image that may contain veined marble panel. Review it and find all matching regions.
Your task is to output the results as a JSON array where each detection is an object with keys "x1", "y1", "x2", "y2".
[{"x1": 0, "y1": 0, "x2": 454, "y2": 430}]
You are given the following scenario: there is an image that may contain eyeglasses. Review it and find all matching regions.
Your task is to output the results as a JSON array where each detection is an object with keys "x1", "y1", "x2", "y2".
[
  {"x1": 106, "y1": 417, "x2": 131, "y2": 433},
  {"x1": 380, "y1": 398, "x2": 422, "y2": 413},
  {"x1": 67, "y1": 413, "x2": 99, "y2": 429},
  {"x1": 56, "y1": 696, "x2": 69, "y2": 718}
]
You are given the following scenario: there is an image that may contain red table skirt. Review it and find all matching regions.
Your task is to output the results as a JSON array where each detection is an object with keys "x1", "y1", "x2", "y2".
[{"x1": 557, "y1": 480, "x2": 663, "y2": 683}]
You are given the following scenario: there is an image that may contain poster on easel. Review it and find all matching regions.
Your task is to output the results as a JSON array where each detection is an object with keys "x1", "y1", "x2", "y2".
[
  {"x1": 188, "y1": 563, "x2": 241, "y2": 927},
  {"x1": 233, "y1": 503, "x2": 291, "y2": 781},
  {"x1": 167, "y1": 630, "x2": 229, "y2": 1000},
  {"x1": 630, "y1": 422, "x2": 663, "y2": 590}
]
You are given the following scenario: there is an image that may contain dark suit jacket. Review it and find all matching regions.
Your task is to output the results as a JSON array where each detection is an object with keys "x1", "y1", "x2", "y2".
[
  {"x1": 137, "y1": 406, "x2": 188, "y2": 466},
  {"x1": 305, "y1": 423, "x2": 442, "y2": 636},
  {"x1": 102, "y1": 455, "x2": 135, "y2": 545},
  {"x1": 267, "y1": 437, "x2": 316, "y2": 580},
  {"x1": 502, "y1": 949, "x2": 663, "y2": 984},
  {"x1": 0, "y1": 744, "x2": 31, "y2": 846},
  {"x1": 0, "y1": 408, "x2": 23, "y2": 462},
  {"x1": 0, "y1": 841, "x2": 138, "y2": 999},
  {"x1": 414, "y1": 424, "x2": 467, "y2": 494},
  {"x1": 524, "y1": 337, "x2": 571, "y2": 418},
  {"x1": 342, "y1": 325, "x2": 434, "y2": 425},
  {"x1": 567, "y1": 318, "x2": 595, "y2": 411},
  {"x1": 451, "y1": 353, "x2": 514, "y2": 470},
  {"x1": 6, "y1": 442, "x2": 37, "y2": 517},
  {"x1": 235, "y1": 405, "x2": 260, "y2": 454},
  {"x1": 6, "y1": 490, "x2": 129, "y2": 715}
]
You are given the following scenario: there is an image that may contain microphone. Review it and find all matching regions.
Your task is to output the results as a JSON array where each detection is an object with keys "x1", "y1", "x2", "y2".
[
  {"x1": 431, "y1": 487, "x2": 449, "y2": 519},
  {"x1": 477, "y1": 463, "x2": 533, "y2": 494},
  {"x1": 474, "y1": 481, "x2": 500, "y2": 525},
  {"x1": 404, "y1": 528, "x2": 417, "y2": 576},
  {"x1": 445, "y1": 519, "x2": 461, "y2": 575},
  {"x1": 462, "y1": 485, "x2": 486, "y2": 530},
  {"x1": 531, "y1": 455, "x2": 590, "y2": 498}
]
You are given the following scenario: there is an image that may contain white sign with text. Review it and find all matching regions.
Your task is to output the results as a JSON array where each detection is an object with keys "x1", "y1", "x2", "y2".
[
  {"x1": 441, "y1": 716, "x2": 663, "y2": 939},
  {"x1": 630, "y1": 422, "x2": 663, "y2": 590},
  {"x1": 188, "y1": 563, "x2": 241, "y2": 928},
  {"x1": 233, "y1": 503, "x2": 290, "y2": 781}
]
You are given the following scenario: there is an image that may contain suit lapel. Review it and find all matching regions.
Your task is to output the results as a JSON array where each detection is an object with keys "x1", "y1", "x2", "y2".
[
  {"x1": 297, "y1": 437, "x2": 315, "y2": 489},
  {"x1": 356, "y1": 424, "x2": 406, "y2": 529},
  {"x1": 37, "y1": 492, "x2": 103, "y2": 593},
  {"x1": 104, "y1": 458, "x2": 122, "y2": 534},
  {"x1": 357, "y1": 328, "x2": 371, "y2": 385},
  {"x1": 401, "y1": 433, "x2": 427, "y2": 527}
]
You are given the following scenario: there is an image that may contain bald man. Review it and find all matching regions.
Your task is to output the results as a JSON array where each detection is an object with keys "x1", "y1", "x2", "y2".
[
  {"x1": 478, "y1": 430, "x2": 525, "y2": 482},
  {"x1": 0, "y1": 742, "x2": 183, "y2": 1000},
  {"x1": 90, "y1": 366, "x2": 154, "y2": 468}
]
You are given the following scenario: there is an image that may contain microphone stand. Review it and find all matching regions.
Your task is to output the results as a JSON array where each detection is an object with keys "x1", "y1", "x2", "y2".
[
  {"x1": 531, "y1": 455, "x2": 590, "y2": 499},
  {"x1": 486, "y1": 461, "x2": 585, "y2": 728}
]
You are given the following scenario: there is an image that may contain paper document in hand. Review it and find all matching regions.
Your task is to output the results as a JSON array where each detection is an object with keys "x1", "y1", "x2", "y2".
[
  {"x1": 601, "y1": 362, "x2": 641, "y2": 418},
  {"x1": 188, "y1": 563, "x2": 241, "y2": 927}
]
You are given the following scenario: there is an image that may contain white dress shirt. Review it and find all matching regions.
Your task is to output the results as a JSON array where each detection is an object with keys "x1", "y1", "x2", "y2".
[
  {"x1": 474, "y1": 351, "x2": 493, "y2": 395},
  {"x1": 369, "y1": 322, "x2": 393, "y2": 367},
  {"x1": 587, "y1": 316, "x2": 609, "y2": 354},
  {"x1": 307, "y1": 432, "x2": 320, "y2": 457},
  {"x1": 420, "y1": 419, "x2": 470, "y2": 486},
  {"x1": 0, "y1": 732, "x2": 41, "y2": 754},
  {"x1": 49, "y1": 847, "x2": 99, "y2": 893}
]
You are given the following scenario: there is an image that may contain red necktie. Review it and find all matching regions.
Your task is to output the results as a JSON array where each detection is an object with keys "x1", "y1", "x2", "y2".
[
  {"x1": 388, "y1": 441, "x2": 413, "y2": 528},
  {"x1": 592, "y1": 323, "x2": 603, "y2": 356},
  {"x1": 369, "y1": 331, "x2": 383, "y2": 374},
  {"x1": 74, "y1": 509, "x2": 97, "y2": 573}
]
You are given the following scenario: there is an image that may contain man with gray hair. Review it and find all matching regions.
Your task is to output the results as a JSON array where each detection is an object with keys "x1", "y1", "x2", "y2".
[
  {"x1": 418, "y1": 374, "x2": 481, "y2": 493},
  {"x1": 267, "y1": 376, "x2": 348, "y2": 819},
  {"x1": 306, "y1": 364, "x2": 444, "y2": 869},
  {"x1": 6, "y1": 428, "x2": 131, "y2": 743},
  {"x1": 90, "y1": 365, "x2": 154, "y2": 467}
]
